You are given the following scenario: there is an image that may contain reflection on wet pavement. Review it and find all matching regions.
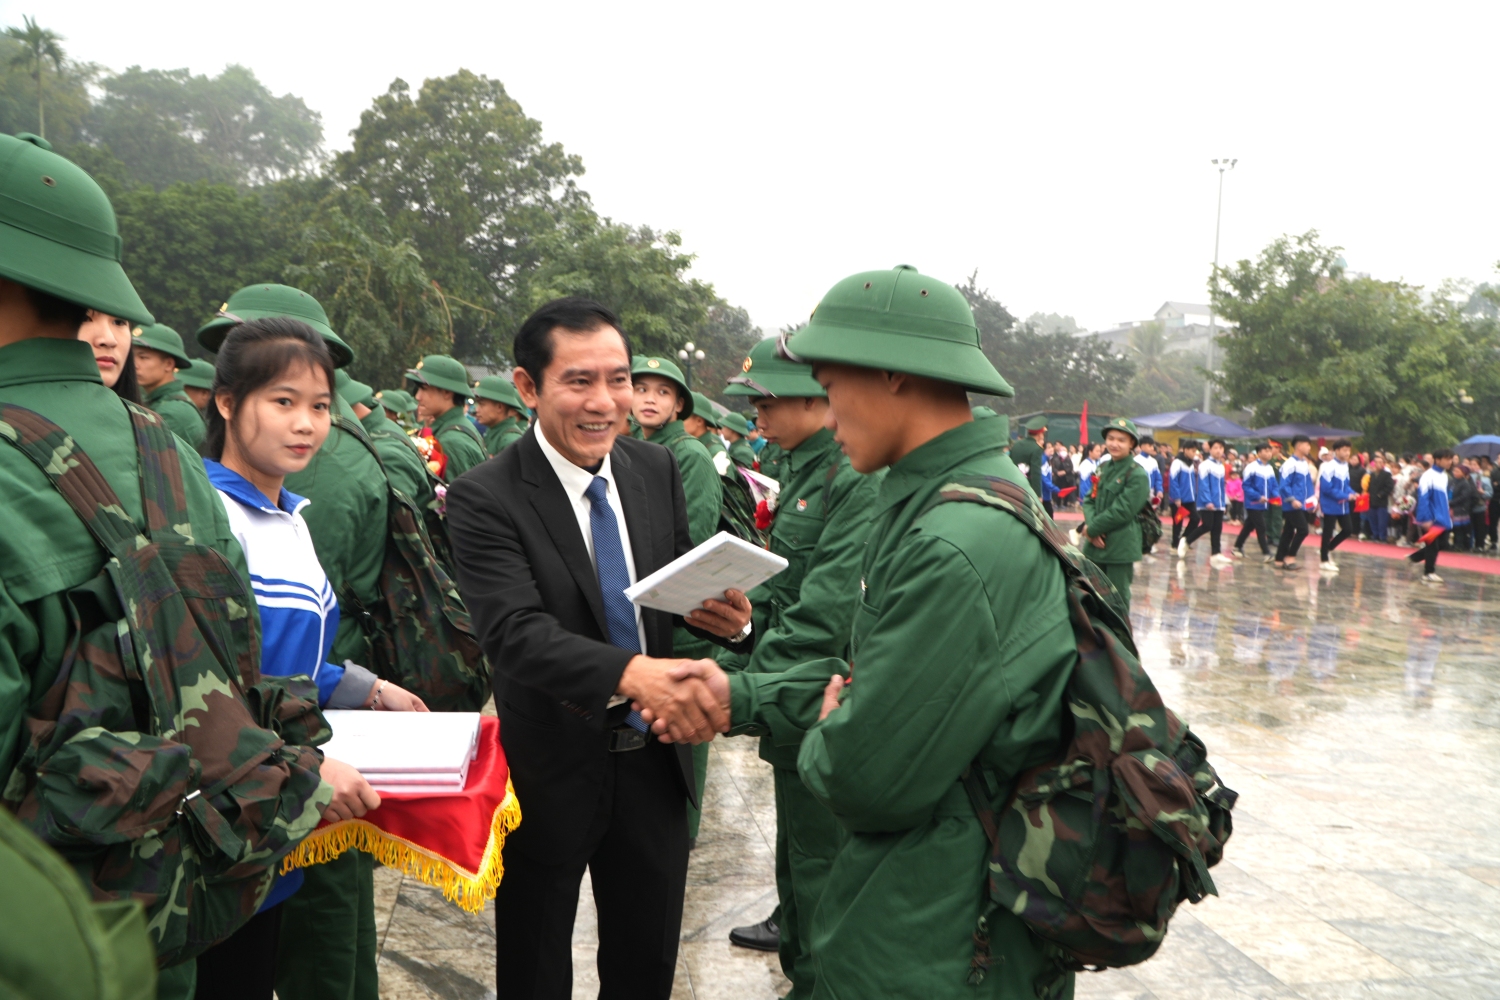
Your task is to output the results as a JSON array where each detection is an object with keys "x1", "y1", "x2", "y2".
[{"x1": 372, "y1": 548, "x2": 1500, "y2": 998}]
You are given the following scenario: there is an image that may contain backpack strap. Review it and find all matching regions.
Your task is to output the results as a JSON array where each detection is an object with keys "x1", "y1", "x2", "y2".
[{"x1": 125, "y1": 401, "x2": 193, "y2": 536}]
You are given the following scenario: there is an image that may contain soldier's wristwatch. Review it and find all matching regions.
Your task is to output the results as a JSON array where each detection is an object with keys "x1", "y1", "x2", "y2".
[{"x1": 730, "y1": 622, "x2": 753, "y2": 644}]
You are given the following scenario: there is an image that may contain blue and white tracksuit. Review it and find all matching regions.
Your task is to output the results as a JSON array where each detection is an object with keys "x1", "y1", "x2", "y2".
[
  {"x1": 1135, "y1": 453, "x2": 1163, "y2": 495},
  {"x1": 1279, "y1": 456, "x2": 1316, "y2": 509},
  {"x1": 205, "y1": 459, "x2": 378, "y2": 908},
  {"x1": 1078, "y1": 458, "x2": 1097, "y2": 501},
  {"x1": 1242, "y1": 460, "x2": 1276, "y2": 510},
  {"x1": 1040, "y1": 460, "x2": 1055, "y2": 504},
  {"x1": 1169, "y1": 458, "x2": 1197, "y2": 504},
  {"x1": 1196, "y1": 458, "x2": 1226, "y2": 509},
  {"x1": 1415, "y1": 468, "x2": 1452, "y2": 529},
  {"x1": 1318, "y1": 459, "x2": 1352, "y2": 516}
]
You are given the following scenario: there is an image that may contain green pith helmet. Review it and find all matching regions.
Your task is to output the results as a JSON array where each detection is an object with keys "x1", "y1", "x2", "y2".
[
  {"x1": 197, "y1": 284, "x2": 355, "y2": 368},
  {"x1": 178, "y1": 357, "x2": 217, "y2": 390},
  {"x1": 375, "y1": 388, "x2": 416, "y2": 415},
  {"x1": 473, "y1": 374, "x2": 525, "y2": 411},
  {"x1": 782, "y1": 265, "x2": 1013, "y2": 397},
  {"x1": 725, "y1": 335, "x2": 825, "y2": 398},
  {"x1": 630, "y1": 356, "x2": 693, "y2": 419},
  {"x1": 335, "y1": 369, "x2": 375, "y2": 407},
  {"x1": 0, "y1": 133, "x2": 154, "y2": 325},
  {"x1": 1103, "y1": 416, "x2": 1139, "y2": 446},
  {"x1": 691, "y1": 392, "x2": 721, "y2": 427},
  {"x1": 405, "y1": 354, "x2": 472, "y2": 397},
  {"x1": 971, "y1": 405, "x2": 998, "y2": 420},
  {"x1": 1024, "y1": 415, "x2": 1049, "y2": 433},
  {"x1": 131, "y1": 323, "x2": 191, "y2": 368},
  {"x1": 718, "y1": 410, "x2": 752, "y2": 435}
]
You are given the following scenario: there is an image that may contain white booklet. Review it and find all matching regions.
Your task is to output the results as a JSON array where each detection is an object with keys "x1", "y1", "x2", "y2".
[
  {"x1": 624, "y1": 531, "x2": 788, "y2": 616},
  {"x1": 320, "y1": 710, "x2": 480, "y2": 775}
]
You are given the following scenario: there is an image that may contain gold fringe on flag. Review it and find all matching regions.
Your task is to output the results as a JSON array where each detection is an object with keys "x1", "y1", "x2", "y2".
[{"x1": 280, "y1": 778, "x2": 521, "y2": 914}]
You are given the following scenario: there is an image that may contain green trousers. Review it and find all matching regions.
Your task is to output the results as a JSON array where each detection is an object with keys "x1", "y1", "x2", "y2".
[
  {"x1": 1092, "y1": 559, "x2": 1135, "y2": 608},
  {"x1": 687, "y1": 742, "x2": 710, "y2": 840},
  {"x1": 1267, "y1": 505, "x2": 1284, "y2": 550},
  {"x1": 773, "y1": 765, "x2": 843, "y2": 1000},
  {"x1": 275, "y1": 851, "x2": 378, "y2": 1000}
]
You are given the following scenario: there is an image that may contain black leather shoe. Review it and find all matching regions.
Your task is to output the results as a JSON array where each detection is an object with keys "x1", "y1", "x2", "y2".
[{"x1": 728, "y1": 917, "x2": 780, "y2": 951}]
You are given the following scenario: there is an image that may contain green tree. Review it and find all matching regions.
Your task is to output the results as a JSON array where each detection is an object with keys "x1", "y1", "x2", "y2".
[
  {"x1": 958, "y1": 272, "x2": 1134, "y2": 415},
  {"x1": 1212, "y1": 231, "x2": 1482, "y2": 451},
  {"x1": 87, "y1": 64, "x2": 324, "y2": 189},
  {"x1": 690, "y1": 302, "x2": 763, "y2": 405},
  {"x1": 4, "y1": 16, "x2": 63, "y2": 139},
  {"x1": 0, "y1": 37, "x2": 92, "y2": 148},
  {"x1": 1116, "y1": 321, "x2": 1207, "y2": 415},
  {"x1": 336, "y1": 71, "x2": 587, "y2": 359}
]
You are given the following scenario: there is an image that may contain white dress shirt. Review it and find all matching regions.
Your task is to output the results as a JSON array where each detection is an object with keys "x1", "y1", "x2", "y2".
[{"x1": 535, "y1": 421, "x2": 649, "y2": 662}]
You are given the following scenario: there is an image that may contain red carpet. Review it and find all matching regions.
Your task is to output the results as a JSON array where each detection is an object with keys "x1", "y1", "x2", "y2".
[{"x1": 1050, "y1": 509, "x2": 1500, "y2": 577}]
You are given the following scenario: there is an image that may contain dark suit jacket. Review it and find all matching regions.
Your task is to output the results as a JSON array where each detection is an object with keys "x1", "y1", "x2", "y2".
[{"x1": 447, "y1": 426, "x2": 739, "y2": 863}]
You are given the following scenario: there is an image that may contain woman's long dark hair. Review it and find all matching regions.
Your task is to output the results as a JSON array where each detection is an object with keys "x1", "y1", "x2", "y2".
[
  {"x1": 110, "y1": 349, "x2": 143, "y2": 405},
  {"x1": 203, "y1": 317, "x2": 336, "y2": 461}
]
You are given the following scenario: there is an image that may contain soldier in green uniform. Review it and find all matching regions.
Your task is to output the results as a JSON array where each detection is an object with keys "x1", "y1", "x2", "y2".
[
  {"x1": 630, "y1": 356, "x2": 723, "y2": 843},
  {"x1": 665, "y1": 266, "x2": 1079, "y2": 999},
  {"x1": 377, "y1": 388, "x2": 416, "y2": 429},
  {"x1": 199, "y1": 285, "x2": 387, "y2": 1000},
  {"x1": 339, "y1": 372, "x2": 435, "y2": 509},
  {"x1": 1080, "y1": 417, "x2": 1150, "y2": 607},
  {"x1": 759, "y1": 440, "x2": 787, "y2": 483},
  {"x1": 713, "y1": 336, "x2": 884, "y2": 997},
  {"x1": 131, "y1": 323, "x2": 207, "y2": 450},
  {"x1": 1008, "y1": 414, "x2": 1048, "y2": 499},
  {"x1": 687, "y1": 390, "x2": 731, "y2": 474},
  {"x1": 472, "y1": 374, "x2": 528, "y2": 455},
  {"x1": 0, "y1": 134, "x2": 330, "y2": 1000},
  {"x1": 405, "y1": 354, "x2": 487, "y2": 481},
  {"x1": 178, "y1": 357, "x2": 216, "y2": 413},
  {"x1": 719, "y1": 409, "x2": 758, "y2": 468}
]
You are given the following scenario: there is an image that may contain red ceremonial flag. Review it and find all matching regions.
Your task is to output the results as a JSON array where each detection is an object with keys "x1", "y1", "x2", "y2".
[
  {"x1": 281, "y1": 715, "x2": 520, "y2": 913},
  {"x1": 1079, "y1": 401, "x2": 1089, "y2": 446}
]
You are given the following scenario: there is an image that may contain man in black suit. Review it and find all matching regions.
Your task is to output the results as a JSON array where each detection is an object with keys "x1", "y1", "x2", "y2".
[{"x1": 446, "y1": 298, "x2": 753, "y2": 999}]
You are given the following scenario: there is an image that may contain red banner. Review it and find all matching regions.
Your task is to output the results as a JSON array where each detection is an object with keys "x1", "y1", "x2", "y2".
[{"x1": 281, "y1": 715, "x2": 519, "y2": 913}]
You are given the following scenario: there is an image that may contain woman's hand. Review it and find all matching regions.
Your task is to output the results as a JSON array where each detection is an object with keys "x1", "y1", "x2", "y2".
[
  {"x1": 365, "y1": 679, "x2": 429, "y2": 712},
  {"x1": 319, "y1": 757, "x2": 381, "y2": 822}
]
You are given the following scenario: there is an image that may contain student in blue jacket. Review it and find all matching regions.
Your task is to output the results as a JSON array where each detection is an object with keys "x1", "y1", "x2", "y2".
[
  {"x1": 1179, "y1": 439, "x2": 1231, "y2": 566},
  {"x1": 194, "y1": 317, "x2": 427, "y2": 1000},
  {"x1": 1169, "y1": 440, "x2": 1200, "y2": 552},
  {"x1": 1317, "y1": 438, "x2": 1355, "y2": 572},
  {"x1": 1408, "y1": 449, "x2": 1455, "y2": 583},
  {"x1": 1235, "y1": 441, "x2": 1277, "y2": 560},
  {"x1": 1274, "y1": 435, "x2": 1316, "y2": 569}
]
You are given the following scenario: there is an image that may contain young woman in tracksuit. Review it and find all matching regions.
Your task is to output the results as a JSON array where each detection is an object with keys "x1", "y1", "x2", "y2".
[
  {"x1": 192, "y1": 317, "x2": 427, "y2": 1000},
  {"x1": 1236, "y1": 442, "x2": 1277, "y2": 560}
]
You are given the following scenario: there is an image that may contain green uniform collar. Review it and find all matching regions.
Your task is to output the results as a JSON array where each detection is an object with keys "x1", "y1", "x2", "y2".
[
  {"x1": 874, "y1": 420, "x2": 1004, "y2": 516},
  {"x1": 785, "y1": 426, "x2": 838, "y2": 474},
  {"x1": 486, "y1": 415, "x2": 523, "y2": 435},
  {"x1": 0, "y1": 337, "x2": 104, "y2": 389},
  {"x1": 431, "y1": 404, "x2": 472, "y2": 435},
  {"x1": 647, "y1": 419, "x2": 687, "y2": 445},
  {"x1": 143, "y1": 379, "x2": 188, "y2": 405}
]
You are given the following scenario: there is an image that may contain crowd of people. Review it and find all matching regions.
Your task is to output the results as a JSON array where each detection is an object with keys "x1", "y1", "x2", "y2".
[{"x1": 1035, "y1": 429, "x2": 1474, "y2": 585}]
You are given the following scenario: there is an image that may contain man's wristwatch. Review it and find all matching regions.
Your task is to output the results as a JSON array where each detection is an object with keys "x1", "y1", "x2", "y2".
[{"x1": 729, "y1": 622, "x2": 753, "y2": 644}]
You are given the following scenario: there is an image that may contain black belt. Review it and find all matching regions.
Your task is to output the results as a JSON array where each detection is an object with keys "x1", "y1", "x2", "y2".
[{"x1": 608, "y1": 725, "x2": 649, "y2": 752}]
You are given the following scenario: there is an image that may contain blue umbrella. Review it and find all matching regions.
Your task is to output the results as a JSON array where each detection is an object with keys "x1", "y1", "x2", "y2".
[
  {"x1": 1456, "y1": 434, "x2": 1500, "y2": 459},
  {"x1": 1130, "y1": 409, "x2": 1254, "y2": 438},
  {"x1": 1250, "y1": 422, "x2": 1362, "y2": 439}
]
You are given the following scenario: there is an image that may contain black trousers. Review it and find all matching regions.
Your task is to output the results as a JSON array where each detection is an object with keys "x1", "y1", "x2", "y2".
[
  {"x1": 1184, "y1": 509, "x2": 1223, "y2": 554},
  {"x1": 1042, "y1": 499, "x2": 1054, "y2": 518},
  {"x1": 1236, "y1": 508, "x2": 1270, "y2": 555},
  {"x1": 1408, "y1": 529, "x2": 1448, "y2": 573},
  {"x1": 1320, "y1": 512, "x2": 1353, "y2": 560},
  {"x1": 195, "y1": 903, "x2": 282, "y2": 1000},
  {"x1": 1172, "y1": 502, "x2": 1197, "y2": 546},
  {"x1": 496, "y1": 738, "x2": 689, "y2": 1000},
  {"x1": 1275, "y1": 509, "x2": 1310, "y2": 561}
]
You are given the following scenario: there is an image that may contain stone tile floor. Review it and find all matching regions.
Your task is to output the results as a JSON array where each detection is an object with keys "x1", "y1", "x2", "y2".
[{"x1": 372, "y1": 546, "x2": 1500, "y2": 998}]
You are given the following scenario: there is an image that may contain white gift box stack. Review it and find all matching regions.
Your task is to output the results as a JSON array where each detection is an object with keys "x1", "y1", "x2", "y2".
[{"x1": 320, "y1": 711, "x2": 482, "y2": 795}]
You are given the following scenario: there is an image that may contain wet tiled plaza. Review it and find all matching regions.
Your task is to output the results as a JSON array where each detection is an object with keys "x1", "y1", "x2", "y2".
[{"x1": 371, "y1": 546, "x2": 1500, "y2": 999}]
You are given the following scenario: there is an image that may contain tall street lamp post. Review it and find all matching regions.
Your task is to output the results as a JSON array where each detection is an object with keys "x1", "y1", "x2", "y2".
[
  {"x1": 1204, "y1": 158, "x2": 1236, "y2": 415},
  {"x1": 677, "y1": 341, "x2": 705, "y2": 388}
]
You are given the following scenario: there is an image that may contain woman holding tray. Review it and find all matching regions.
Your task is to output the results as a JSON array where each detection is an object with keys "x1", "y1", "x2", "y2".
[{"x1": 193, "y1": 316, "x2": 428, "y2": 1000}]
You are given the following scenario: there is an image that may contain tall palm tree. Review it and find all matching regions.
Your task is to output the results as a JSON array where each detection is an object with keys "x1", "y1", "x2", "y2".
[
  {"x1": 5, "y1": 16, "x2": 65, "y2": 140},
  {"x1": 1127, "y1": 321, "x2": 1178, "y2": 394}
]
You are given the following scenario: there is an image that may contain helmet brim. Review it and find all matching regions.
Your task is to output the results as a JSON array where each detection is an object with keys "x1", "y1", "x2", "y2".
[
  {"x1": 198, "y1": 310, "x2": 354, "y2": 368},
  {"x1": 0, "y1": 219, "x2": 153, "y2": 326},
  {"x1": 785, "y1": 323, "x2": 1013, "y2": 397}
]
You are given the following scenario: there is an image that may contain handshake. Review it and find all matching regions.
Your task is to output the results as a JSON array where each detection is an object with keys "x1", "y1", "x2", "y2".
[{"x1": 617, "y1": 655, "x2": 732, "y2": 745}]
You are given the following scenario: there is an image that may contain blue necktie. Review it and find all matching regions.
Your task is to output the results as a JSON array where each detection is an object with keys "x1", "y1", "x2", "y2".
[{"x1": 585, "y1": 476, "x2": 648, "y2": 732}]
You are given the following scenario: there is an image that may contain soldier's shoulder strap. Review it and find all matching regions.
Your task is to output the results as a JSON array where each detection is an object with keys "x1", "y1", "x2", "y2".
[
  {"x1": 0, "y1": 401, "x2": 185, "y2": 558},
  {"x1": 442, "y1": 417, "x2": 486, "y2": 450}
]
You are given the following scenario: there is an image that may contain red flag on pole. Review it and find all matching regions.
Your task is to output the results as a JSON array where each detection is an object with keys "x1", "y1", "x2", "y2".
[{"x1": 1079, "y1": 401, "x2": 1089, "y2": 446}]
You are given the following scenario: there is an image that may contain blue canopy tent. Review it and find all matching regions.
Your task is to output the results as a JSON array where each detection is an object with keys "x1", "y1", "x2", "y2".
[
  {"x1": 1456, "y1": 434, "x2": 1500, "y2": 460},
  {"x1": 1250, "y1": 422, "x2": 1362, "y2": 440},
  {"x1": 1130, "y1": 409, "x2": 1254, "y2": 438}
]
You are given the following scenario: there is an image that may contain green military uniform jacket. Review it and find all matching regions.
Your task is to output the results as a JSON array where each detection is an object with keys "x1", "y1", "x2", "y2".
[
  {"x1": 728, "y1": 438, "x2": 756, "y2": 469},
  {"x1": 1008, "y1": 434, "x2": 1045, "y2": 498},
  {"x1": 0, "y1": 806, "x2": 156, "y2": 1000},
  {"x1": 360, "y1": 407, "x2": 434, "y2": 508},
  {"x1": 643, "y1": 421, "x2": 721, "y2": 659},
  {"x1": 483, "y1": 415, "x2": 526, "y2": 457},
  {"x1": 0, "y1": 340, "x2": 251, "y2": 793},
  {"x1": 143, "y1": 378, "x2": 207, "y2": 454},
  {"x1": 284, "y1": 396, "x2": 389, "y2": 666},
  {"x1": 733, "y1": 421, "x2": 1077, "y2": 998},
  {"x1": 430, "y1": 406, "x2": 487, "y2": 482},
  {"x1": 726, "y1": 428, "x2": 883, "y2": 769},
  {"x1": 759, "y1": 442, "x2": 786, "y2": 483},
  {"x1": 1082, "y1": 456, "x2": 1150, "y2": 565}
]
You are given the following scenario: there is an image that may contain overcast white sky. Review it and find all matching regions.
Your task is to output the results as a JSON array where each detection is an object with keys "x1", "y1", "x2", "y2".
[{"x1": 18, "y1": 1, "x2": 1500, "y2": 335}]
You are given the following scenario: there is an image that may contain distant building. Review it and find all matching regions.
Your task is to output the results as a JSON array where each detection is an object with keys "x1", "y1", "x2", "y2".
[{"x1": 1082, "y1": 300, "x2": 1230, "y2": 355}]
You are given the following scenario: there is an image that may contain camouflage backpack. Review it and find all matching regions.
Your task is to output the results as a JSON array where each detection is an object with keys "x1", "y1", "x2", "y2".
[
  {"x1": 0, "y1": 402, "x2": 330, "y2": 967},
  {"x1": 1138, "y1": 501, "x2": 1163, "y2": 554},
  {"x1": 336, "y1": 414, "x2": 489, "y2": 711},
  {"x1": 925, "y1": 476, "x2": 1237, "y2": 997}
]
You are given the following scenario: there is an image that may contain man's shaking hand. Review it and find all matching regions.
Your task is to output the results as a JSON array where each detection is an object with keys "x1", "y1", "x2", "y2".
[{"x1": 618, "y1": 655, "x2": 730, "y2": 744}]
